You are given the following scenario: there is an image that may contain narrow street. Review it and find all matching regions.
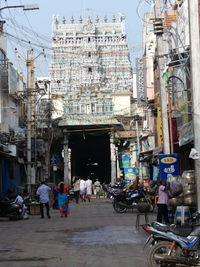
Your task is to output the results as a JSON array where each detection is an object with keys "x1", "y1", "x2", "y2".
[{"x1": 0, "y1": 198, "x2": 156, "y2": 267}]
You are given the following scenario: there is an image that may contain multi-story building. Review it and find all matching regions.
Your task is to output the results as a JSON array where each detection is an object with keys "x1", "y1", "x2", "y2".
[
  {"x1": 0, "y1": 21, "x2": 26, "y2": 193},
  {"x1": 49, "y1": 15, "x2": 133, "y2": 184}
]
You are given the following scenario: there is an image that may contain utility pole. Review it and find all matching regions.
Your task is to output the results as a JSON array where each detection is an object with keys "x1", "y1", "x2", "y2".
[
  {"x1": 154, "y1": 0, "x2": 170, "y2": 154},
  {"x1": 188, "y1": 0, "x2": 200, "y2": 209},
  {"x1": 26, "y1": 49, "x2": 44, "y2": 193},
  {"x1": 133, "y1": 114, "x2": 143, "y2": 182},
  {"x1": 27, "y1": 49, "x2": 34, "y2": 193}
]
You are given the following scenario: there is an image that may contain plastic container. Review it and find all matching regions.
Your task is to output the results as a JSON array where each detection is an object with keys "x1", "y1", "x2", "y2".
[{"x1": 174, "y1": 206, "x2": 191, "y2": 224}]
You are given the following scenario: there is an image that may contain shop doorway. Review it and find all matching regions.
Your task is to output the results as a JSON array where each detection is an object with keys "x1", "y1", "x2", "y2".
[{"x1": 69, "y1": 131, "x2": 111, "y2": 184}]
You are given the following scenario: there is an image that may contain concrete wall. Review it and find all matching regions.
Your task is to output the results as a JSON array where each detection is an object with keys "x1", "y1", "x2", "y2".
[{"x1": 112, "y1": 94, "x2": 131, "y2": 116}]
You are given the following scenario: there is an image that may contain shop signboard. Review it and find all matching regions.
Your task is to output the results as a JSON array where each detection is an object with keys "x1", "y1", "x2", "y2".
[
  {"x1": 119, "y1": 153, "x2": 130, "y2": 168},
  {"x1": 159, "y1": 154, "x2": 179, "y2": 180},
  {"x1": 124, "y1": 167, "x2": 138, "y2": 180},
  {"x1": 136, "y1": 57, "x2": 147, "y2": 102},
  {"x1": 50, "y1": 155, "x2": 57, "y2": 166}
]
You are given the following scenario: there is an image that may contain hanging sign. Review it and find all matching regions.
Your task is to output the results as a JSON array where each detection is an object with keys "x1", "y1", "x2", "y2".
[
  {"x1": 136, "y1": 57, "x2": 147, "y2": 102},
  {"x1": 159, "y1": 154, "x2": 179, "y2": 180}
]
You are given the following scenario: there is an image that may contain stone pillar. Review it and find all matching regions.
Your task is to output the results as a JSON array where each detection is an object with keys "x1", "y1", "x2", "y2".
[
  {"x1": 68, "y1": 148, "x2": 71, "y2": 186},
  {"x1": 110, "y1": 132, "x2": 116, "y2": 184},
  {"x1": 63, "y1": 133, "x2": 69, "y2": 185}
]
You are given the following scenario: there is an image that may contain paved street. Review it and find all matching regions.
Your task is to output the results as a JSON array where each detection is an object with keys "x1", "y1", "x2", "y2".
[{"x1": 0, "y1": 198, "x2": 156, "y2": 267}]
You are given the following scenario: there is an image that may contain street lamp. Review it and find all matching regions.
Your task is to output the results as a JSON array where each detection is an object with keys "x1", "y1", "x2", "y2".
[{"x1": 0, "y1": 4, "x2": 39, "y2": 12}]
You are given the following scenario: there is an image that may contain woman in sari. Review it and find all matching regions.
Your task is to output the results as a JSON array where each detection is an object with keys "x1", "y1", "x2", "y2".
[{"x1": 58, "y1": 183, "x2": 70, "y2": 217}]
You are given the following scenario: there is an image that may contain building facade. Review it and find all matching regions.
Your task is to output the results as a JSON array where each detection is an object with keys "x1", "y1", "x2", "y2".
[{"x1": 49, "y1": 15, "x2": 133, "y2": 184}]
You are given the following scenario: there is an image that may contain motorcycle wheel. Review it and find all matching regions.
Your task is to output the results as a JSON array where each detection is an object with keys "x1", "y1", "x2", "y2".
[
  {"x1": 113, "y1": 200, "x2": 127, "y2": 213},
  {"x1": 147, "y1": 241, "x2": 181, "y2": 267}
]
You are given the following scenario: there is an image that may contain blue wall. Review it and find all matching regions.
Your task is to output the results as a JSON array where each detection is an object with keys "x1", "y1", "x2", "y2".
[{"x1": 0, "y1": 159, "x2": 22, "y2": 193}]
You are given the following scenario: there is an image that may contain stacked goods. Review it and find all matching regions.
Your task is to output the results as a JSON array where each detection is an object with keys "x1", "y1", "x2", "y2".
[
  {"x1": 174, "y1": 206, "x2": 191, "y2": 224},
  {"x1": 182, "y1": 170, "x2": 197, "y2": 207},
  {"x1": 168, "y1": 176, "x2": 184, "y2": 207},
  {"x1": 28, "y1": 201, "x2": 40, "y2": 215}
]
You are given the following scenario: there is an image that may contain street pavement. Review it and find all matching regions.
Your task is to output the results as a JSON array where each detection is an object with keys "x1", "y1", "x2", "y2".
[{"x1": 0, "y1": 198, "x2": 157, "y2": 267}]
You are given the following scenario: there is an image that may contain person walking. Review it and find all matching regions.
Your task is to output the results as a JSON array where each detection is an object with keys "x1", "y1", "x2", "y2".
[
  {"x1": 73, "y1": 176, "x2": 81, "y2": 204},
  {"x1": 58, "y1": 181, "x2": 69, "y2": 194},
  {"x1": 80, "y1": 177, "x2": 86, "y2": 202},
  {"x1": 85, "y1": 176, "x2": 93, "y2": 202},
  {"x1": 36, "y1": 181, "x2": 51, "y2": 219},
  {"x1": 157, "y1": 180, "x2": 169, "y2": 224},
  {"x1": 57, "y1": 183, "x2": 70, "y2": 217},
  {"x1": 94, "y1": 179, "x2": 101, "y2": 199}
]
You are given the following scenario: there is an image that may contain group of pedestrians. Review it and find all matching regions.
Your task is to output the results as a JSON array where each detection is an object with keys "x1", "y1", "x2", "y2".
[
  {"x1": 75, "y1": 176, "x2": 102, "y2": 203},
  {"x1": 79, "y1": 176, "x2": 93, "y2": 202},
  {"x1": 36, "y1": 176, "x2": 102, "y2": 219},
  {"x1": 36, "y1": 181, "x2": 70, "y2": 219}
]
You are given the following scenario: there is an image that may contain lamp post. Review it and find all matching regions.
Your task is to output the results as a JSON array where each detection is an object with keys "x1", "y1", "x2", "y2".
[{"x1": 0, "y1": 4, "x2": 39, "y2": 12}]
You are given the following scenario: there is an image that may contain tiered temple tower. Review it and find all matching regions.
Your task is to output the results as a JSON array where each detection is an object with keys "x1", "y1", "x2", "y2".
[{"x1": 49, "y1": 15, "x2": 133, "y2": 121}]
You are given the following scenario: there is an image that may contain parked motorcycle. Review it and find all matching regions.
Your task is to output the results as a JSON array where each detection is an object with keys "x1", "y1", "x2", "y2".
[
  {"x1": 0, "y1": 196, "x2": 23, "y2": 220},
  {"x1": 102, "y1": 183, "x2": 126, "y2": 200},
  {"x1": 112, "y1": 188, "x2": 153, "y2": 213},
  {"x1": 143, "y1": 211, "x2": 200, "y2": 267}
]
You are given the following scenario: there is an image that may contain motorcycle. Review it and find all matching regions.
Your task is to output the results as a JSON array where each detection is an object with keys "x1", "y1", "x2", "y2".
[
  {"x1": 143, "y1": 211, "x2": 200, "y2": 267},
  {"x1": 112, "y1": 188, "x2": 153, "y2": 213},
  {"x1": 102, "y1": 183, "x2": 126, "y2": 200},
  {"x1": 0, "y1": 196, "x2": 23, "y2": 220}
]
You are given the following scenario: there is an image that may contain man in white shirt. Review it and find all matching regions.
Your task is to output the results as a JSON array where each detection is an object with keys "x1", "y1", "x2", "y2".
[
  {"x1": 80, "y1": 178, "x2": 86, "y2": 202},
  {"x1": 94, "y1": 179, "x2": 101, "y2": 199},
  {"x1": 15, "y1": 193, "x2": 29, "y2": 219},
  {"x1": 85, "y1": 176, "x2": 93, "y2": 202},
  {"x1": 36, "y1": 181, "x2": 51, "y2": 219}
]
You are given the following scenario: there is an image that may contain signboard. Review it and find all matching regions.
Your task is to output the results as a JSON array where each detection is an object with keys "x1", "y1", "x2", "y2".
[
  {"x1": 115, "y1": 130, "x2": 137, "y2": 139},
  {"x1": 157, "y1": 107, "x2": 163, "y2": 146},
  {"x1": 159, "y1": 154, "x2": 179, "y2": 180},
  {"x1": 124, "y1": 167, "x2": 138, "y2": 180},
  {"x1": 50, "y1": 155, "x2": 57, "y2": 166},
  {"x1": 136, "y1": 57, "x2": 147, "y2": 102},
  {"x1": 119, "y1": 153, "x2": 130, "y2": 168}
]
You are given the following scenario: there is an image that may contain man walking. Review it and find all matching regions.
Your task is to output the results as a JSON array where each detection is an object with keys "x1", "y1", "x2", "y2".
[
  {"x1": 94, "y1": 179, "x2": 101, "y2": 199},
  {"x1": 80, "y1": 177, "x2": 86, "y2": 202},
  {"x1": 73, "y1": 176, "x2": 81, "y2": 204},
  {"x1": 36, "y1": 181, "x2": 51, "y2": 219},
  {"x1": 85, "y1": 176, "x2": 93, "y2": 202}
]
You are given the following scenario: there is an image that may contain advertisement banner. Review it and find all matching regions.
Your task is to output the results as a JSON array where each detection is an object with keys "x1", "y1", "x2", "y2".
[
  {"x1": 119, "y1": 153, "x2": 130, "y2": 168},
  {"x1": 159, "y1": 154, "x2": 179, "y2": 180},
  {"x1": 124, "y1": 167, "x2": 138, "y2": 180},
  {"x1": 136, "y1": 57, "x2": 147, "y2": 102},
  {"x1": 157, "y1": 107, "x2": 163, "y2": 146}
]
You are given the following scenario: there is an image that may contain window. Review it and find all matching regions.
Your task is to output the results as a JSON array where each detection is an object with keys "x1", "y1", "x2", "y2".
[
  {"x1": 91, "y1": 103, "x2": 95, "y2": 113},
  {"x1": 0, "y1": 49, "x2": 6, "y2": 70},
  {"x1": 88, "y1": 67, "x2": 92, "y2": 73},
  {"x1": 81, "y1": 104, "x2": 86, "y2": 113},
  {"x1": 88, "y1": 52, "x2": 91, "y2": 58},
  {"x1": 88, "y1": 37, "x2": 91, "y2": 43}
]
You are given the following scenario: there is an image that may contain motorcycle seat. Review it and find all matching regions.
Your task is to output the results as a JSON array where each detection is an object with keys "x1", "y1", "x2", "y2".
[{"x1": 153, "y1": 222, "x2": 193, "y2": 237}]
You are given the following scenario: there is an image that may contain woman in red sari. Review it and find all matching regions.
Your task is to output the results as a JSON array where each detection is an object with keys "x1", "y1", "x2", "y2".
[{"x1": 58, "y1": 183, "x2": 70, "y2": 217}]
